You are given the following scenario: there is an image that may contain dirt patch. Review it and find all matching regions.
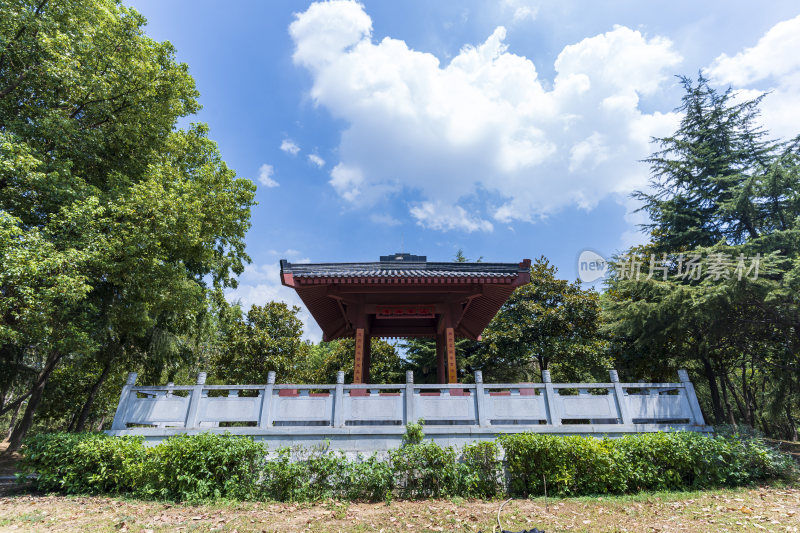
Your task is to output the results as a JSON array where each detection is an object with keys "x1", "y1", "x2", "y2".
[{"x1": 0, "y1": 487, "x2": 797, "y2": 532}]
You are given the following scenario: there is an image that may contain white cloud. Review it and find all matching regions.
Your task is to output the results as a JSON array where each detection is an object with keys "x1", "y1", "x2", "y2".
[
  {"x1": 708, "y1": 15, "x2": 800, "y2": 86},
  {"x1": 280, "y1": 139, "x2": 301, "y2": 155},
  {"x1": 267, "y1": 248, "x2": 306, "y2": 259},
  {"x1": 707, "y1": 14, "x2": 800, "y2": 141},
  {"x1": 329, "y1": 163, "x2": 366, "y2": 202},
  {"x1": 226, "y1": 261, "x2": 321, "y2": 342},
  {"x1": 308, "y1": 153, "x2": 326, "y2": 167},
  {"x1": 369, "y1": 213, "x2": 401, "y2": 226},
  {"x1": 502, "y1": 0, "x2": 539, "y2": 22},
  {"x1": 409, "y1": 202, "x2": 493, "y2": 233},
  {"x1": 290, "y1": 2, "x2": 682, "y2": 230},
  {"x1": 258, "y1": 163, "x2": 279, "y2": 187}
]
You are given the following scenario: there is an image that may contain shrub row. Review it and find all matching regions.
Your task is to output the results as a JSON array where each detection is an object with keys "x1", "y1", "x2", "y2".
[
  {"x1": 500, "y1": 431, "x2": 794, "y2": 496},
  {"x1": 19, "y1": 427, "x2": 794, "y2": 502}
]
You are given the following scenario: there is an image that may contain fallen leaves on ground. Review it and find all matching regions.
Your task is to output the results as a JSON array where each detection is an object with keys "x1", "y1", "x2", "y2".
[{"x1": 0, "y1": 486, "x2": 797, "y2": 532}]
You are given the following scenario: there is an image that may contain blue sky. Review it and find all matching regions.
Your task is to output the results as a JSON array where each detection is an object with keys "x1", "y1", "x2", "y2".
[{"x1": 127, "y1": 0, "x2": 800, "y2": 340}]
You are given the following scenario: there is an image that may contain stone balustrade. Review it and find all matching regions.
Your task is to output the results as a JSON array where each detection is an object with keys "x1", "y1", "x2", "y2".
[{"x1": 106, "y1": 369, "x2": 710, "y2": 450}]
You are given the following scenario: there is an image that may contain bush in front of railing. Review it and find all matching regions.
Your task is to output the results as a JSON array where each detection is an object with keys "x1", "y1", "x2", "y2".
[
  {"x1": 18, "y1": 430, "x2": 794, "y2": 502},
  {"x1": 19, "y1": 432, "x2": 145, "y2": 495},
  {"x1": 135, "y1": 432, "x2": 264, "y2": 501},
  {"x1": 500, "y1": 431, "x2": 795, "y2": 496}
]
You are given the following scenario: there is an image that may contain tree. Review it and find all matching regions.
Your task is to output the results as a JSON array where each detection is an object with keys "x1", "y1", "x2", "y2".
[
  {"x1": 0, "y1": 212, "x2": 93, "y2": 434},
  {"x1": 211, "y1": 303, "x2": 308, "y2": 385},
  {"x1": 471, "y1": 257, "x2": 608, "y2": 383},
  {"x1": 1, "y1": 0, "x2": 256, "y2": 449},
  {"x1": 401, "y1": 337, "x2": 481, "y2": 384},
  {"x1": 635, "y1": 74, "x2": 778, "y2": 252},
  {"x1": 604, "y1": 75, "x2": 800, "y2": 437},
  {"x1": 302, "y1": 338, "x2": 406, "y2": 384}
]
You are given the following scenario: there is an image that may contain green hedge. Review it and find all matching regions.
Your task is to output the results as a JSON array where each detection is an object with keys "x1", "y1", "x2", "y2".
[
  {"x1": 18, "y1": 429, "x2": 794, "y2": 502},
  {"x1": 499, "y1": 431, "x2": 794, "y2": 496},
  {"x1": 136, "y1": 433, "x2": 263, "y2": 501},
  {"x1": 20, "y1": 432, "x2": 145, "y2": 494}
]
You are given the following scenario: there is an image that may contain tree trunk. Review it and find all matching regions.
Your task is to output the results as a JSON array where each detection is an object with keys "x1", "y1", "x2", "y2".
[
  {"x1": 786, "y1": 405, "x2": 798, "y2": 442},
  {"x1": 7, "y1": 351, "x2": 62, "y2": 451},
  {"x1": 701, "y1": 356, "x2": 724, "y2": 424},
  {"x1": 73, "y1": 359, "x2": 113, "y2": 433},
  {"x1": 742, "y1": 364, "x2": 755, "y2": 427},
  {"x1": 4, "y1": 401, "x2": 21, "y2": 441},
  {"x1": 720, "y1": 374, "x2": 737, "y2": 428},
  {"x1": 723, "y1": 373, "x2": 747, "y2": 421}
]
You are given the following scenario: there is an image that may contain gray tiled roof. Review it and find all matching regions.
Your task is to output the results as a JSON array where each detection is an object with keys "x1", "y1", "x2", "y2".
[{"x1": 281, "y1": 260, "x2": 523, "y2": 278}]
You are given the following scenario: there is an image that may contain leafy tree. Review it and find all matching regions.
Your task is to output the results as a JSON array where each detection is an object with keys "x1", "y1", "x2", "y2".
[
  {"x1": 402, "y1": 337, "x2": 480, "y2": 384},
  {"x1": 211, "y1": 303, "x2": 308, "y2": 385},
  {"x1": 604, "y1": 75, "x2": 800, "y2": 437},
  {"x1": 0, "y1": 212, "x2": 93, "y2": 436},
  {"x1": 472, "y1": 257, "x2": 609, "y2": 383},
  {"x1": 454, "y1": 248, "x2": 482, "y2": 263},
  {"x1": 635, "y1": 74, "x2": 778, "y2": 251},
  {"x1": 0, "y1": 0, "x2": 256, "y2": 448},
  {"x1": 302, "y1": 338, "x2": 406, "y2": 384}
]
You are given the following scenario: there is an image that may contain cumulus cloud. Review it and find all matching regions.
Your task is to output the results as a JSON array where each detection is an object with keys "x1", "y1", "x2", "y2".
[
  {"x1": 410, "y1": 202, "x2": 494, "y2": 233},
  {"x1": 290, "y1": 1, "x2": 682, "y2": 230},
  {"x1": 258, "y1": 163, "x2": 279, "y2": 187},
  {"x1": 708, "y1": 15, "x2": 800, "y2": 86},
  {"x1": 502, "y1": 0, "x2": 539, "y2": 22},
  {"x1": 707, "y1": 14, "x2": 800, "y2": 140},
  {"x1": 226, "y1": 256, "x2": 321, "y2": 342},
  {"x1": 280, "y1": 139, "x2": 301, "y2": 155},
  {"x1": 308, "y1": 153, "x2": 326, "y2": 167}
]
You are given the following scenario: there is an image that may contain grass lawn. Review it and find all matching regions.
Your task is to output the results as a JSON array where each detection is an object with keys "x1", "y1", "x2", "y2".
[{"x1": 0, "y1": 485, "x2": 797, "y2": 532}]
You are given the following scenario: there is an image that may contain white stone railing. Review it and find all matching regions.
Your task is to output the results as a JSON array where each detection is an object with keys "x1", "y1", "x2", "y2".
[{"x1": 107, "y1": 369, "x2": 709, "y2": 449}]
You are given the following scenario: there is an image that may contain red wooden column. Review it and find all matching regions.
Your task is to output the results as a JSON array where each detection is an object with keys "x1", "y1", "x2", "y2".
[
  {"x1": 353, "y1": 327, "x2": 366, "y2": 384},
  {"x1": 445, "y1": 327, "x2": 457, "y2": 383},
  {"x1": 435, "y1": 332, "x2": 446, "y2": 384}
]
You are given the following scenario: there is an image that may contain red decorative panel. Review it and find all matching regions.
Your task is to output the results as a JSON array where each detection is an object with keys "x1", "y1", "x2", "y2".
[{"x1": 375, "y1": 305, "x2": 435, "y2": 319}]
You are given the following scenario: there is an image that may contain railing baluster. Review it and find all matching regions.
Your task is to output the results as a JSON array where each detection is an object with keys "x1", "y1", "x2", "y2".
[
  {"x1": 184, "y1": 372, "x2": 207, "y2": 429},
  {"x1": 474, "y1": 371, "x2": 489, "y2": 427},
  {"x1": 111, "y1": 372, "x2": 137, "y2": 430},
  {"x1": 610, "y1": 369, "x2": 633, "y2": 426},
  {"x1": 542, "y1": 370, "x2": 560, "y2": 426},
  {"x1": 333, "y1": 371, "x2": 345, "y2": 428},
  {"x1": 678, "y1": 369, "x2": 705, "y2": 425},
  {"x1": 258, "y1": 371, "x2": 276, "y2": 429},
  {"x1": 405, "y1": 371, "x2": 415, "y2": 424}
]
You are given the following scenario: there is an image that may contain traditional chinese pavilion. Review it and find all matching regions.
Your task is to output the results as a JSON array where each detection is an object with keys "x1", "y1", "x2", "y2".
[{"x1": 280, "y1": 253, "x2": 531, "y2": 384}]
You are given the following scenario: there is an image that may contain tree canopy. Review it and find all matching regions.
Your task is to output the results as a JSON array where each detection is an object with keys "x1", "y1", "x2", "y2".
[
  {"x1": 473, "y1": 257, "x2": 608, "y2": 383},
  {"x1": 603, "y1": 75, "x2": 800, "y2": 438},
  {"x1": 0, "y1": 0, "x2": 256, "y2": 449}
]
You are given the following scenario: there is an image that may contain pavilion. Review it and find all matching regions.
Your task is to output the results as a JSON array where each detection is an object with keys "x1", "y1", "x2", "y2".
[
  {"x1": 109, "y1": 255, "x2": 710, "y2": 445},
  {"x1": 280, "y1": 253, "x2": 531, "y2": 384}
]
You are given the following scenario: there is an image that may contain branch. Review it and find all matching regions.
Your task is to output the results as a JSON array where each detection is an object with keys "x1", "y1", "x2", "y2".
[
  {"x1": 0, "y1": 69, "x2": 30, "y2": 100},
  {"x1": 0, "y1": 0, "x2": 49, "y2": 72},
  {"x1": 0, "y1": 390, "x2": 32, "y2": 416}
]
